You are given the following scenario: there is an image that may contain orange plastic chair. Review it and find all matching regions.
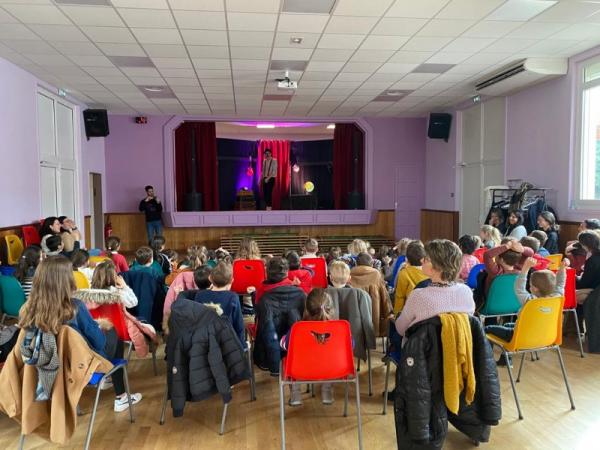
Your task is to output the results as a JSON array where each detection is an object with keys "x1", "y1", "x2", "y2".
[
  {"x1": 561, "y1": 268, "x2": 584, "y2": 357},
  {"x1": 473, "y1": 247, "x2": 486, "y2": 263},
  {"x1": 486, "y1": 297, "x2": 575, "y2": 419},
  {"x1": 279, "y1": 320, "x2": 362, "y2": 450},
  {"x1": 300, "y1": 257, "x2": 328, "y2": 288},
  {"x1": 4, "y1": 234, "x2": 24, "y2": 266},
  {"x1": 546, "y1": 254, "x2": 563, "y2": 271},
  {"x1": 21, "y1": 225, "x2": 41, "y2": 247},
  {"x1": 231, "y1": 259, "x2": 266, "y2": 295}
]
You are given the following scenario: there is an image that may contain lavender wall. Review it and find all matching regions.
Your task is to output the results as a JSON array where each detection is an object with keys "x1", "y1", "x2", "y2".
[
  {"x1": 104, "y1": 115, "x2": 428, "y2": 214},
  {"x1": 424, "y1": 115, "x2": 458, "y2": 211}
]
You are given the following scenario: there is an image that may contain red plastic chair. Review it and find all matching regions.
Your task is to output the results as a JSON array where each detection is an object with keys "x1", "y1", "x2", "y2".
[
  {"x1": 279, "y1": 320, "x2": 362, "y2": 450},
  {"x1": 300, "y1": 257, "x2": 327, "y2": 288},
  {"x1": 474, "y1": 247, "x2": 487, "y2": 263},
  {"x1": 21, "y1": 225, "x2": 41, "y2": 247},
  {"x1": 561, "y1": 268, "x2": 584, "y2": 357},
  {"x1": 231, "y1": 259, "x2": 266, "y2": 295}
]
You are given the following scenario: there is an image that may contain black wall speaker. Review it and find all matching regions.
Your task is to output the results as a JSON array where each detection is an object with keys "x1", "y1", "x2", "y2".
[
  {"x1": 83, "y1": 109, "x2": 109, "y2": 139},
  {"x1": 427, "y1": 113, "x2": 452, "y2": 142}
]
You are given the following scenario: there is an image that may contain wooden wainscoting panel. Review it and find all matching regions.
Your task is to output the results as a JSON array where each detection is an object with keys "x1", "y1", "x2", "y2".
[
  {"x1": 84, "y1": 216, "x2": 91, "y2": 250},
  {"x1": 420, "y1": 209, "x2": 459, "y2": 243},
  {"x1": 559, "y1": 221, "x2": 580, "y2": 253}
]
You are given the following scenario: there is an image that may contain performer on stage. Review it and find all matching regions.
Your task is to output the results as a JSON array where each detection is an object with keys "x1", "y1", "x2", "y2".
[{"x1": 261, "y1": 149, "x2": 277, "y2": 210}]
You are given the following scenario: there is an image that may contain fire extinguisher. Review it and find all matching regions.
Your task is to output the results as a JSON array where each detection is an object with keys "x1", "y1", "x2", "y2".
[{"x1": 104, "y1": 215, "x2": 112, "y2": 240}]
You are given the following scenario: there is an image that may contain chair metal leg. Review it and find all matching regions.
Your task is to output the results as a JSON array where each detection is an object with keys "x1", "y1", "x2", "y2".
[
  {"x1": 479, "y1": 315, "x2": 485, "y2": 326},
  {"x1": 159, "y1": 386, "x2": 168, "y2": 425},
  {"x1": 84, "y1": 382, "x2": 104, "y2": 450},
  {"x1": 305, "y1": 384, "x2": 310, "y2": 394},
  {"x1": 122, "y1": 366, "x2": 135, "y2": 424},
  {"x1": 516, "y1": 353, "x2": 526, "y2": 383},
  {"x1": 382, "y1": 359, "x2": 390, "y2": 415},
  {"x1": 357, "y1": 358, "x2": 360, "y2": 372},
  {"x1": 504, "y1": 351, "x2": 523, "y2": 420},
  {"x1": 279, "y1": 376, "x2": 286, "y2": 450},
  {"x1": 219, "y1": 402, "x2": 229, "y2": 435},
  {"x1": 367, "y1": 348, "x2": 372, "y2": 397},
  {"x1": 246, "y1": 346, "x2": 256, "y2": 401},
  {"x1": 556, "y1": 346, "x2": 576, "y2": 411},
  {"x1": 572, "y1": 309, "x2": 585, "y2": 358},
  {"x1": 18, "y1": 434, "x2": 25, "y2": 450},
  {"x1": 354, "y1": 378, "x2": 364, "y2": 450},
  {"x1": 343, "y1": 383, "x2": 349, "y2": 417},
  {"x1": 310, "y1": 383, "x2": 315, "y2": 398}
]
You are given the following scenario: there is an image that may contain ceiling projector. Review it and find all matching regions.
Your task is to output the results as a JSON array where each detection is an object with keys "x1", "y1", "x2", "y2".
[{"x1": 276, "y1": 71, "x2": 298, "y2": 90}]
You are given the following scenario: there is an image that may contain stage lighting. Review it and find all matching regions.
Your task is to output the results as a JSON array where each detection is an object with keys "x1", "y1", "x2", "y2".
[
  {"x1": 304, "y1": 181, "x2": 314, "y2": 193},
  {"x1": 246, "y1": 166, "x2": 254, "y2": 176},
  {"x1": 292, "y1": 163, "x2": 300, "y2": 173}
]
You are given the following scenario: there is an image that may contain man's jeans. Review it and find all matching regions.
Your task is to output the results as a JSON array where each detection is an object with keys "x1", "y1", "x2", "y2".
[{"x1": 146, "y1": 220, "x2": 162, "y2": 243}]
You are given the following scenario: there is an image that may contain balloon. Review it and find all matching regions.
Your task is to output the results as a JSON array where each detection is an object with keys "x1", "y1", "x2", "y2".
[{"x1": 304, "y1": 181, "x2": 315, "y2": 193}]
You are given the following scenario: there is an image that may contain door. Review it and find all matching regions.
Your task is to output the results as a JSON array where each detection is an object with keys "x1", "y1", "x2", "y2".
[
  {"x1": 394, "y1": 165, "x2": 421, "y2": 239},
  {"x1": 90, "y1": 173, "x2": 104, "y2": 249}
]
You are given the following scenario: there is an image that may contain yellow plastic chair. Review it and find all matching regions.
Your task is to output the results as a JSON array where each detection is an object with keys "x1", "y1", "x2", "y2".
[
  {"x1": 89, "y1": 255, "x2": 110, "y2": 266},
  {"x1": 546, "y1": 254, "x2": 563, "y2": 271},
  {"x1": 486, "y1": 297, "x2": 575, "y2": 419},
  {"x1": 4, "y1": 234, "x2": 24, "y2": 266},
  {"x1": 73, "y1": 271, "x2": 90, "y2": 289}
]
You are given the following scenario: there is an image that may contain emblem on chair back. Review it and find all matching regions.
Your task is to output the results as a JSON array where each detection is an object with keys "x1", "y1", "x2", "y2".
[{"x1": 310, "y1": 331, "x2": 331, "y2": 344}]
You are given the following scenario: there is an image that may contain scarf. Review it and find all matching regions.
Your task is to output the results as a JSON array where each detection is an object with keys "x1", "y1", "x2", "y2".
[{"x1": 21, "y1": 328, "x2": 60, "y2": 401}]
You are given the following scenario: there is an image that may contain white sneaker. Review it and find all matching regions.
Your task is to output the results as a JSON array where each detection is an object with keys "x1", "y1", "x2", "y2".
[
  {"x1": 114, "y1": 393, "x2": 142, "y2": 412},
  {"x1": 289, "y1": 384, "x2": 303, "y2": 406},
  {"x1": 321, "y1": 384, "x2": 334, "y2": 405},
  {"x1": 100, "y1": 377, "x2": 113, "y2": 391}
]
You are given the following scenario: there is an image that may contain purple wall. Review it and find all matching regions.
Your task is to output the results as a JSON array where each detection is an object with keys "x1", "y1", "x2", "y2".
[
  {"x1": 424, "y1": 115, "x2": 458, "y2": 211},
  {"x1": 104, "y1": 115, "x2": 428, "y2": 216}
]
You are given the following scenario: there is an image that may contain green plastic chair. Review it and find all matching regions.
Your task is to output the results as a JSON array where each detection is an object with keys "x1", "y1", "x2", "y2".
[
  {"x1": 0, "y1": 275, "x2": 26, "y2": 324},
  {"x1": 479, "y1": 273, "x2": 521, "y2": 325}
]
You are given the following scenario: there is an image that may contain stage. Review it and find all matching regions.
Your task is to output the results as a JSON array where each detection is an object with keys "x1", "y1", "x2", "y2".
[{"x1": 162, "y1": 209, "x2": 376, "y2": 228}]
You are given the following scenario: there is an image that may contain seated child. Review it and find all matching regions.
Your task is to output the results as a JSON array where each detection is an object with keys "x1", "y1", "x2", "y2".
[
  {"x1": 194, "y1": 262, "x2": 245, "y2": 347},
  {"x1": 150, "y1": 236, "x2": 171, "y2": 275},
  {"x1": 301, "y1": 238, "x2": 319, "y2": 259},
  {"x1": 280, "y1": 288, "x2": 336, "y2": 406},
  {"x1": 256, "y1": 257, "x2": 303, "y2": 304},
  {"x1": 480, "y1": 224, "x2": 501, "y2": 249},
  {"x1": 71, "y1": 249, "x2": 95, "y2": 284},
  {"x1": 163, "y1": 249, "x2": 178, "y2": 272},
  {"x1": 14, "y1": 246, "x2": 42, "y2": 298},
  {"x1": 285, "y1": 251, "x2": 313, "y2": 294},
  {"x1": 394, "y1": 241, "x2": 428, "y2": 314},
  {"x1": 530, "y1": 230, "x2": 550, "y2": 257},
  {"x1": 129, "y1": 246, "x2": 164, "y2": 281},
  {"x1": 520, "y1": 236, "x2": 551, "y2": 270},
  {"x1": 44, "y1": 234, "x2": 64, "y2": 257},
  {"x1": 326, "y1": 246, "x2": 342, "y2": 264},
  {"x1": 106, "y1": 236, "x2": 129, "y2": 273},
  {"x1": 458, "y1": 235, "x2": 480, "y2": 281},
  {"x1": 483, "y1": 240, "x2": 533, "y2": 297},
  {"x1": 387, "y1": 238, "x2": 411, "y2": 286}
]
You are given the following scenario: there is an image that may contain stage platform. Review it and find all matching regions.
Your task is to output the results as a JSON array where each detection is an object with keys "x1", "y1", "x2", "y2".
[{"x1": 162, "y1": 209, "x2": 376, "y2": 228}]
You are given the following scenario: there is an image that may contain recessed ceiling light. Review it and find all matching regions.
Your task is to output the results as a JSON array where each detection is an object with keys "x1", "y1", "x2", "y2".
[
  {"x1": 257, "y1": 124, "x2": 275, "y2": 129},
  {"x1": 290, "y1": 37, "x2": 303, "y2": 44},
  {"x1": 143, "y1": 86, "x2": 164, "y2": 92},
  {"x1": 386, "y1": 90, "x2": 404, "y2": 96},
  {"x1": 326, "y1": 124, "x2": 335, "y2": 129}
]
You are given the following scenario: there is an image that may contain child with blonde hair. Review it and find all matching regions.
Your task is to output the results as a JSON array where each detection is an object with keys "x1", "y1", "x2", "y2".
[{"x1": 480, "y1": 224, "x2": 501, "y2": 249}]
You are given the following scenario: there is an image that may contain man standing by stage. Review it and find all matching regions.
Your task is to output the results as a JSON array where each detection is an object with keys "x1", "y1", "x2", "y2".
[
  {"x1": 139, "y1": 185, "x2": 163, "y2": 242},
  {"x1": 261, "y1": 149, "x2": 277, "y2": 211}
]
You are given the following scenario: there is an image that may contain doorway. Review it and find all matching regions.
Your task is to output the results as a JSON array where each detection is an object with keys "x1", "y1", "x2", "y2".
[
  {"x1": 89, "y1": 173, "x2": 103, "y2": 249},
  {"x1": 394, "y1": 165, "x2": 421, "y2": 239}
]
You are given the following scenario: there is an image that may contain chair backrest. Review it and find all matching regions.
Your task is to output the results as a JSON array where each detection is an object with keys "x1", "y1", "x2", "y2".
[
  {"x1": 473, "y1": 247, "x2": 486, "y2": 263},
  {"x1": 231, "y1": 259, "x2": 266, "y2": 294},
  {"x1": 509, "y1": 297, "x2": 564, "y2": 350},
  {"x1": 88, "y1": 255, "x2": 110, "y2": 266},
  {"x1": 88, "y1": 303, "x2": 130, "y2": 341},
  {"x1": 390, "y1": 255, "x2": 406, "y2": 286},
  {"x1": 301, "y1": 257, "x2": 327, "y2": 288},
  {"x1": 480, "y1": 273, "x2": 521, "y2": 316},
  {"x1": 0, "y1": 275, "x2": 26, "y2": 317},
  {"x1": 4, "y1": 234, "x2": 24, "y2": 266},
  {"x1": 466, "y1": 263, "x2": 485, "y2": 289},
  {"x1": 546, "y1": 254, "x2": 563, "y2": 271},
  {"x1": 562, "y1": 268, "x2": 577, "y2": 310},
  {"x1": 283, "y1": 320, "x2": 355, "y2": 381},
  {"x1": 73, "y1": 271, "x2": 90, "y2": 290},
  {"x1": 21, "y1": 225, "x2": 41, "y2": 247}
]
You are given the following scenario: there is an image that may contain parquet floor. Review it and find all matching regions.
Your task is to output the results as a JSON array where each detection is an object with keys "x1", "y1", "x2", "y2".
[{"x1": 1, "y1": 336, "x2": 598, "y2": 450}]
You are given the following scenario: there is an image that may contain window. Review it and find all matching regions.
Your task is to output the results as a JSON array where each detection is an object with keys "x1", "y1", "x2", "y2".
[{"x1": 575, "y1": 57, "x2": 600, "y2": 207}]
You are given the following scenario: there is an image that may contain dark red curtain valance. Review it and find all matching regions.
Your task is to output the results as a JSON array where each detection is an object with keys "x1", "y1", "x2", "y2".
[
  {"x1": 174, "y1": 121, "x2": 219, "y2": 211},
  {"x1": 333, "y1": 123, "x2": 365, "y2": 209}
]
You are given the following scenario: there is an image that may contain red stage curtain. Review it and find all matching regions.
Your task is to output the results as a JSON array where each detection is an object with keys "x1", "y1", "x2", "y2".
[
  {"x1": 257, "y1": 140, "x2": 290, "y2": 210},
  {"x1": 333, "y1": 123, "x2": 364, "y2": 209},
  {"x1": 174, "y1": 121, "x2": 219, "y2": 211}
]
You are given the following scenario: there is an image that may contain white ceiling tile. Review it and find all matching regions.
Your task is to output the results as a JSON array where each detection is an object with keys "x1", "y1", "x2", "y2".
[
  {"x1": 277, "y1": 13, "x2": 329, "y2": 33},
  {"x1": 417, "y1": 19, "x2": 475, "y2": 36},
  {"x1": 401, "y1": 72, "x2": 439, "y2": 81},
  {"x1": 301, "y1": 71, "x2": 338, "y2": 80},
  {"x1": 510, "y1": 21, "x2": 568, "y2": 39},
  {"x1": 121, "y1": 67, "x2": 162, "y2": 77},
  {"x1": 229, "y1": 30, "x2": 273, "y2": 46},
  {"x1": 462, "y1": 20, "x2": 522, "y2": 38},
  {"x1": 25, "y1": 53, "x2": 73, "y2": 66},
  {"x1": 480, "y1": 37, "x2": 536, "y2": 52},
  {"x1": 335, "y1": 71, "x2": 371, "y2": 82},
  {"x1": 30, "y1": 24, "x2": 89, "y2": 42},
  {"x1": 180, "y1": 29, "x2": 227, "y2": 45},
  {"x1": 351, "y1": 49, "x2": 394, "y2": 62},
  {"x1": 232, "y1": 59, "x2": 268, "y2": 70},
  {"x1": 377, "y1": 62, "x2": 418, "y2": 73},
  {"x1": 83, "y1": 26, "x2": 136, "y2": 43},
  {"x1": 551, "y1": 23, "x2": 600, "y2": 41},
  {"x1": 97, "y1": 42, "x2": 146, "y2": 56},
  {"x1": 444, "y1": 63, "x2": 488, "y2": 74},
  {"x1": 401, "y1": 36, "x2": 453, "y2": 52},
  {"x1": 133, "y1": 27, "x2": 183, "y2": 44},
  {"x1": 3, "y1": 39, "x2": 56, "y2": 54},
  {"x1": 3, "y1": 4, "x2": 69, "y2": 25},
  {"x1": 436, "y1": 0, "x2": 504, "y2": 20},
  {"x1": 299, "y1": 80, "x2": 331, "y2": 88},
  {"x1": 172, "y1": 10, "x2": 225, "y2": 29},
  {"x1": 368, "y1": 72, "x2": 404, "y2": 82},
  {"x1": 271, "y1": 47, "x2": 312, "y2": 60},
  {"x1": 197, "y1": 69, "x2": 230, "y2": 78},
  {"x1": 0, "y1": 8, "x2": 18, "y2": 23},
  {"x1": 533, "y1": 1, "x2": 600, "y2": 23},
  {"x1": 426, "y1": 51, "x2": 471, "y2": 64},
  {"x1": 169, "y1": 0, "x2": 223, "y2": 10},
  {"x1": 53, "y1": 41, "x2": 101, "y2": 55},
  {"x1": 69, "y1": 54, "x2": 115, "y2": 67},
  {"x1": 442, "y1": 37, "x2": 495, "y2": 52},
  {"x1": 165, "y1": 77, "x2": 199, "y2": 86},
  {"x1": 229, "y1": 46, "x2": 269, "y2": 59},
  {"x1": 226, "y1": 0, "x2": 279, "y2": 13},
  {"x1": 390, "y1": 80, "x2": 428, "y2": 89},
  {"x1": 317, "y1": 33, "x2": 364, "y2": 49},
  {"x1": 342, "y1": 61, "x2": 378, "y2": 72},
  {"x1": 118, "y1": 8, "x2": 176, "y2": 28},
  {"x1": 186, "y1": 45, "x2": 229, "y2": 58},
  {"x1": 82, "y1": 66, "x2": 123, "y2": 76},
  {"x1": 389, "y1": 50, "x2": 433, "y2": 63},
  {"x1": 306, "y1": 60, "x2": 345, "y2": 71},
  {"x1": 273, "y1": 32, "x2": 320, "y2": 48},
  {"x1": 361, "y1": 34, "x2": 409, "y2": 50},
  {"x1": 0, "y1": 23, "x2": 38, "y2": 40},
  {"x1": 386, "y1": 0, "x2": 450, "y2": 19},
  {"x1": 460, "y1": 52, "x2": 511, "y2": 65},
  {"x1": 61, "y1": 6, "x2": 124, "y2": 27},
  {"x1": 334, "y1": 0, "x2": 394, "y2": 16},
  {"x1": 526, "y1": 38, "x2": 579, "y2": 54},
  {"x1": 228, "y1": 12, "x2": 277, "y2": 31},
  {"x1": 311, "y1": 48, "x2": 353, "y2": 61},
  {"x1": 112, "y1": 0, "x2": 169, "y2": 8},
  {"x1": 371, "y1": 17, "x2": 427, "y2": 35},
  {"x1": 485, "y1": 0, "x2": 556, "y2": 22},
  {"x1": 151, "y1": 57, "x2": 192, "y2": 68},
  {"x1": 325, "y1": 16, "x2": 378, "y2": 34}
]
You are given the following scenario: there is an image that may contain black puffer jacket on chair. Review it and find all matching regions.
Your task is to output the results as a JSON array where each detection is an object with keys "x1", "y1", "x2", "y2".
[
  {"x1": 166, "y1": 298, "x2": 249, "y2": 417},
  {"x1": 394, "y1": 315, "x2": 501, "y2": 449}
]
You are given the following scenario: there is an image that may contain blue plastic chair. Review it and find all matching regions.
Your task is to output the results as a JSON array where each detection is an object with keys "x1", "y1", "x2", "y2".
[
  {"x1": 479, "y1": 273, "x2": 521, "y2": 325},
  {"x1": 0, "y1": 275, "x2": 26, "y2": 324},
  {"x1": 467, "y1": 263, "x2": 486, "y2": 289},
  {"x1": 389, "y1": 255, "x2": 406, "y2": 288}
]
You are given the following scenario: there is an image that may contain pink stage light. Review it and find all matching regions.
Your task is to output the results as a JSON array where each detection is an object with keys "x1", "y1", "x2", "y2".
[
  {"x1": 292, "y1": 164, "x2": 300, "y2": 173},
  {"x1": 246, "y1": 166, "x2": 254, "y2": 177}
]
